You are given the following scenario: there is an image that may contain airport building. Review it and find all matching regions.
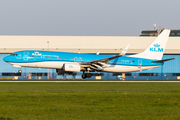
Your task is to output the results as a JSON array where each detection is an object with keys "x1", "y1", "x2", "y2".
[{"x1": 0, "y1": 29, "x2": 180, "y2": 79}]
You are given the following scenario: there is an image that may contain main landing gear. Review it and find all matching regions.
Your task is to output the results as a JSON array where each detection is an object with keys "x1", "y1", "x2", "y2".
[
  {"x1": 82, "y1": 72, "x2": 92, "y2": 79},
  {"x1": 18, "y1": 70, "x2": 22, "y2": 73}
]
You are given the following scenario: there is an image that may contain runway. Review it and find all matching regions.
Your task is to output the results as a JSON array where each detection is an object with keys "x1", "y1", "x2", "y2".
[{"x1": 0, "y1": 81, "x2": 180, "y2": 82}]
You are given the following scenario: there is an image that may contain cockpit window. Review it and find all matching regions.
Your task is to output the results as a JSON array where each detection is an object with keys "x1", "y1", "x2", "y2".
[{"x1": 11, "y1": 54, "x2": 18, "y2": 56}]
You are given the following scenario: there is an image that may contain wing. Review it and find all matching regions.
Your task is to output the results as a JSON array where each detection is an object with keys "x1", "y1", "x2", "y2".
[{"x1": 80, "y1": 44, "x2": 130, "y2": 71}]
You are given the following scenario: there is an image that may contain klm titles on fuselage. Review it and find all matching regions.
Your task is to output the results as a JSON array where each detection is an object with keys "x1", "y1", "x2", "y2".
[{"x1": 150, "y1": 43, "x2": 164, "y2": 52}]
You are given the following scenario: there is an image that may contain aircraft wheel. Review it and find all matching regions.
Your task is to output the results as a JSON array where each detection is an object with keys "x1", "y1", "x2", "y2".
[
  {"x1": 18, "y1": 70, "x2": 22, "y2": 73},
  {"x1": 82, "y1": 74, "x2": 86, "y2": 79},
  {"x1": 86, "y1": 73, "x2": 92, "y2": 78}
]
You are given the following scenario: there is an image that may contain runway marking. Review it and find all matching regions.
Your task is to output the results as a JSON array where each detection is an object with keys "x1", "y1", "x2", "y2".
[{"x1": 0, "y1": 81, "x2": 180, "y2": 82}]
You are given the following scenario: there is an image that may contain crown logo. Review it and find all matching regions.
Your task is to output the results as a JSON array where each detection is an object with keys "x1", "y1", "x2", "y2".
[
  {"x1": 69, "y1": 65, "x2": 73, "y2": 68},
  {"x1": 153, "y1": 43, "x2": 160, "y2": 48},
  {"x1": 32, "y1": 52, "x2": 42, "y2": 56}
]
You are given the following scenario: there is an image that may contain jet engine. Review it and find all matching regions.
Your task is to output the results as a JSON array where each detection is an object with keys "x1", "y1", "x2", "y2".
[{"x1": 63, "y1": 63, "x2": 81, "y2": 72}]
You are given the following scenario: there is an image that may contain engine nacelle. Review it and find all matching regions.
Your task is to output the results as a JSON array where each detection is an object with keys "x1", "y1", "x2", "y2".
[{"x1": 63, "y1": 63, "x2": 80, "y2": 72}]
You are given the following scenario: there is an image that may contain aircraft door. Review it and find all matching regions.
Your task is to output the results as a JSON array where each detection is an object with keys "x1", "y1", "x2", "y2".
[
  {"x1": 138, "y1": 59, "x2": 142, "y2": 68},
  {"x1": 23, "y1": 52, "x2": 29, "y2": 61},
  {"x1": 75, "y1": 57, "x2": 82, "y2": 63}
]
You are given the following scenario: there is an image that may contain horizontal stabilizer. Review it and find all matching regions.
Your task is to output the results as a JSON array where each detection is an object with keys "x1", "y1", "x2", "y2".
[{"x1": 151, "y1": 58, "x2": 175, "y2": 63}]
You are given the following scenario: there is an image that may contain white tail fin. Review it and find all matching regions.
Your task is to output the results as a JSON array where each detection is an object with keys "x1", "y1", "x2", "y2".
[{"x1": 129, "y1": 29, "x2": 171, "y2": 60}]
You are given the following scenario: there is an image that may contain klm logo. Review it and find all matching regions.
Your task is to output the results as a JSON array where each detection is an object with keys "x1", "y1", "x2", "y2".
[
  {"x1": 69, "y1": 65, "x2": 73, "y2": 69},
  {"x1": 150, "y1": 43, "x2": 164, "y2": 52}
]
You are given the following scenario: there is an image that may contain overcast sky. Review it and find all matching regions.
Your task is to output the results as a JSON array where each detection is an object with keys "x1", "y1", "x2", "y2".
[{"x1": 0, "y1": 0, "x2": 179, "y2": 36}]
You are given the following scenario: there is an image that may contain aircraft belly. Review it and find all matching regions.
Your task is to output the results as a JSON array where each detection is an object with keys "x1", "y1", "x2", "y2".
[
  {"x1": 10, "y1": 62, "x2": 161, "y2": 73},
  {"x1": 102, "y1": 65, "x2": 161, "y2": 73},
  {"x1": 10, "y1": 61, "x2": 66, "y2": 69}
]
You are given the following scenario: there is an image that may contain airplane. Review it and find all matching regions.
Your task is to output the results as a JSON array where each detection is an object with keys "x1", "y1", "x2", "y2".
[{"x1": 3, "y1": 29, "x2": 174, "y2": 79}]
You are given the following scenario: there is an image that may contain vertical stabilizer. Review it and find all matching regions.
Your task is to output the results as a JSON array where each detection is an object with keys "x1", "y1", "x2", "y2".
[{"x1": 129, "y1": 29, "x2": 170, "y2": 60}]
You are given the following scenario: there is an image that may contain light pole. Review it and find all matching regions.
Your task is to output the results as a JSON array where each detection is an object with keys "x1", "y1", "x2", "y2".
[{"x1": 47, "y1": 41, "x2": 49, "y2": 50}]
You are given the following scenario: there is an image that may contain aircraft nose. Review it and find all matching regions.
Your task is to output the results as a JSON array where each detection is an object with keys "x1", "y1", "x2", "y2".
[{"x1": 3, "y1": 56, "x2": 11, "y2": 62}]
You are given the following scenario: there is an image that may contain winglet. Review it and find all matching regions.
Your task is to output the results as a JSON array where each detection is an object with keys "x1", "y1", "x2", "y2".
[
  {"x1": 120, "y1": 44, "x2": 129, "y2": 56},
  {"x1": 96, "y1": 52, "x2": 100, "y2": 55}
]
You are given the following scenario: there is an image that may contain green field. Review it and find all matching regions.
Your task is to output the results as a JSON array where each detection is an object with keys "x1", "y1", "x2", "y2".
[{"x1": 0, "y1": 82, "x2": 180, "y2": 120}]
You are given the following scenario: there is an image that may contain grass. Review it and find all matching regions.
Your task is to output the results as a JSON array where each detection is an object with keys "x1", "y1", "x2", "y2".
[
  {"x1": 0, "y1": 82, "x2": 180, "y2": 120},
  {"x1": 0, "y1": 78, "x2": 180, "y2": 81}
]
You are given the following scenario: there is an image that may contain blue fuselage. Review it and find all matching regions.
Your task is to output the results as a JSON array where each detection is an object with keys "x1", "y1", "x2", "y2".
[{"x1": 3, "y1": 50, "x2": 163, "y2": 67}]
